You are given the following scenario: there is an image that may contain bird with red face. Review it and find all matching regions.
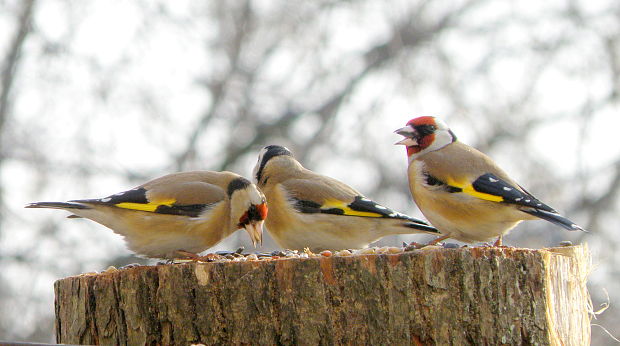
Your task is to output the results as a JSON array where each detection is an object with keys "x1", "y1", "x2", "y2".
[
  {"x1": 395, "y1": 116, "x2": 585, "y2": 246},
  {"x1": 26, "y1": 171, "x2": 267, "y2": 259}
]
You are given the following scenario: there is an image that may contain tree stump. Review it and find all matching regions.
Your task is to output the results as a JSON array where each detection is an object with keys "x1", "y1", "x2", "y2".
[{"x1": 54, "y1": 245, "x2": 591, "y2": 345}]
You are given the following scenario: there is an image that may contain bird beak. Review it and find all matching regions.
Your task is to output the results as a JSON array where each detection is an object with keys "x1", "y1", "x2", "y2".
[
  {"x1": 244, "y1": 220, "x2": 264, "y2": 247},
  {"x1": 394, "y1": 126, "x2": 418, "y2": 146}
]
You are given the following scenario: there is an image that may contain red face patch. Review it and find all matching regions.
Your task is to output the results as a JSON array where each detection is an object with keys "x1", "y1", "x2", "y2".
[
  {"x1": 238, "y1": 203, "x2": 268, "y2": 227},
  {"x1": 406, "y1": 146, "x2": 421, "y2": 156},
  {"x1": 418, "y1": 133, "x2": 435, "y2": 150},
  {"x1": 238, "y1": 212, "x2": 249, "y2": 227},
  {"x1": 256, "y1": 203, "x2": 268, "y2": 220},
  {"x1": 406, "y1": 116, "x2": 436, "y2": 127}
]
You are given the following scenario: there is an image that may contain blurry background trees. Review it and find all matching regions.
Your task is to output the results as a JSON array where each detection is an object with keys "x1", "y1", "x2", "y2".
[{"x1": 1, "y1": 0, "x2": 618, "y2": 343}]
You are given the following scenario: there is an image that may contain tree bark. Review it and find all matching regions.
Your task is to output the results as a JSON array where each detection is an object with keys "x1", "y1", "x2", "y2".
[{"x1": 54, "y1": 245, "x2": 591, "y2": 345}]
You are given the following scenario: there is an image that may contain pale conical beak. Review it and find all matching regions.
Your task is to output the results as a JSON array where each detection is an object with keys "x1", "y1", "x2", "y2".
[
  {"x1": 244, "y1": 220, "x2": 264, "y2": 247},
  {"x1": 394, "y1": 126, "x2": 418, "y2": 146}
]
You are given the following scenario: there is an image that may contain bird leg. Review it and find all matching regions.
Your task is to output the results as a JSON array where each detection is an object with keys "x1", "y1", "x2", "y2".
[{"x1": 419, "y1": 234, "x2": 451, "y2": 248}]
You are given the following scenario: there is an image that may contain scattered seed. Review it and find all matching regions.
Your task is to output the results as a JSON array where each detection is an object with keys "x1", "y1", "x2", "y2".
[
  {"x1": 104, "y1": 266, "x2": 118, "y2": 273},
  {"x1": 357, "y1": 248, "x2": 377, "y2": 255},
  {"x1": 120, "y1": 263, "x2": 141, "y2": 269},
  {"x1": 320, "y1": 250, "x2": 332, "y2": 257},
  {"x1": 386, "y1": 247, "x2": 403, "y2": 254},
  {"x1": 442, "y1": 243, "x2": 460, "y2": 249},
  {"x1": 404, "y1": 244, "x2": 418, "y2": 252},
  {"x1": 335, "y1": 250, "x2": 352, "y2": 256}
]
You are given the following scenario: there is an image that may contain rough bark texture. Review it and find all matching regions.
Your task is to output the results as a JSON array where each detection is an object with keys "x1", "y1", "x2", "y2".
[{"x1": 54, "y1": 245, "x2": 591, "y2": 345}]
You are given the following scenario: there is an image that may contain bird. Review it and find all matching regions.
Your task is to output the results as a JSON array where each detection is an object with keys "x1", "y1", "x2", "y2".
[
  {"x1": 394, "y1": 116, "x2": 586, "y2": 246},
  {"x1": 26, "y1": 171, "x2": 268, "y2": 259},
  {"x1": 252, "y1": 145, "x2": 440, "y2": 251}
]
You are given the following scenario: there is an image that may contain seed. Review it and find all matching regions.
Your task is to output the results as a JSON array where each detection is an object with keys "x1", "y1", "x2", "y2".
[
  {"x1": 386, "y1": 247, "x2": 403, "y2": 254},
  {"x1": 104, "y1": 266, "x2": 118, "y2": 273},
  {"x1": 335, "y1": 250, "x2": 352, "y2": 256},
  {"x1": 320, "y1": 250, "x2": 332, "y2": 257},
  {"x1": 442, "y1": 243, "x2": 460, "y2": 249}
]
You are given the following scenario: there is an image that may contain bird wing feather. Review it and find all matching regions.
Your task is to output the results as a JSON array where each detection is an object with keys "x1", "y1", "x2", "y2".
[
  {"x1": 419, "y1": 142, "x2": 556, "y2": 211},
  {"x1": 73, "y1": 173, "x2": 227, "y2": 217},
  {"x1": 281, "y1": 177, "x2": 428, "y2": 223}
]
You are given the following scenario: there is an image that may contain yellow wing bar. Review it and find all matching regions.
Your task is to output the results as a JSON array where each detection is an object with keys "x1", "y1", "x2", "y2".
[{"x1": 115, "y1": 199, "x2": 176, "y2": 212}]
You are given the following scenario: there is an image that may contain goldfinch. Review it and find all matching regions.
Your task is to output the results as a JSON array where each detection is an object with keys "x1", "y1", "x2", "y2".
[
  {"x1": 395, "y1": 116, "x2": 585, "y2": 246},
  {"x1": 252, "y1": 145, "x2": 439, "y2": 251},
  {"x1": 26, "y1": 171, "x2": 267, "y2": 259}
]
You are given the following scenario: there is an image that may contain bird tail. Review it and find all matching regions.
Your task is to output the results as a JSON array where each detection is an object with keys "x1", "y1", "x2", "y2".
[
  {"x1": 521, "y1": 208, "x2": 586, "y2": 232},
  {"x1": 25, "y1": 201, "x2": 90, "y2": 210},
  {"x1": 402, "y1": 222, "x2": 441, "y2": 234}
]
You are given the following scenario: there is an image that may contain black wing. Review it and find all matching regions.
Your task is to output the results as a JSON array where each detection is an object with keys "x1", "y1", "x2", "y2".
[
  {"x1": 471, "y1": 173, "x2": 557, "y2": 212},
  {"x1": 72, "y1": 187, "x2": 214, "y2": 217}
]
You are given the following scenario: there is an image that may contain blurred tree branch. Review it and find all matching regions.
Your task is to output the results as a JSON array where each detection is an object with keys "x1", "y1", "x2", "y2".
[
  {"x1": 0, "y1": 0, "x2": 36, "y2": 237},
  {"x1": 4, "y1": 0, "x2": 620, "y2": 343}
]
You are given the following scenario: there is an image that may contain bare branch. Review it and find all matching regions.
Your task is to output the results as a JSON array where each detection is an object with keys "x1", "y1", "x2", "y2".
[{"x1": 0, "y1": 0, "x2": 36, "y2": 133}]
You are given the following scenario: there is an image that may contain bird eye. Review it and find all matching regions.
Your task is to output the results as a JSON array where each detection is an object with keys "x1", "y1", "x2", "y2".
[{"x1": 416, "y1": 124, "x2": 436, "y2": 136}]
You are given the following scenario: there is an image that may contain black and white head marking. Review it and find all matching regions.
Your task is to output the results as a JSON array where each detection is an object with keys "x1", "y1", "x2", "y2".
[
  {"x1": 252, "y1": 145, "x2": 292, "y2": 184},
  {"x1": 227, "y1": 177, "x2": 251, "y2": 197}
]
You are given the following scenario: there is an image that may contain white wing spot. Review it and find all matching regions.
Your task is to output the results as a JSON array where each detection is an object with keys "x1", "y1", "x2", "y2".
[
  {"x1": 100, "y1": 197, "x2": 112, "y2": 202},
  {"x1": 114, "y1": 192, "x2": 125, "y2": 196},
  {"x1": 515, "y1": 197, "x2": 523, "y2": 201},
  {"x1": 525, "y1": 199, "x2": 531, "y2": 203},
  {"x1": 374, "y1": 205, "x2": 387, "y2": 210},
  {"x1": 388, "y1": 212, "x2": 397, "y2": 217},
  {"x1": 536, "y1": 203, "x2": 542, "y2": 206},
  {"x1": 360, "y1": 197, "x2": 371, "y2": 202},
  {"x1": 489, "y1": 177, "x2": 499, "y2": 182},
  {"x1": 503, "y1": 187, "x2": 512, "y2": 191}
]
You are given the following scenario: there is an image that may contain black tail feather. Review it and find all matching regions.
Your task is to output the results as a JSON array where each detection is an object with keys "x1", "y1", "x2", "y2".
[
  {"x1": 521, "y1": 208, "x2": 586, "y2": 232},
  {"x1": 25, "y1": 201, "x2": 90, "y2": 210},
  {"x1": 403, "y1": 222, "x2": 440, "y2": 234}
]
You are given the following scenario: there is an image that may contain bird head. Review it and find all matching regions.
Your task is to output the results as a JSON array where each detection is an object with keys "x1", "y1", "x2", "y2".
[
  {"x1": 252, "y1": 145, "x2": 295, "y2": 186},
  {"x1": 394, "y1": 116, "x2": 457, "y2": 159},
  {"x1": 227, "y1": 178, "x2": 268, "y2": 247}
]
